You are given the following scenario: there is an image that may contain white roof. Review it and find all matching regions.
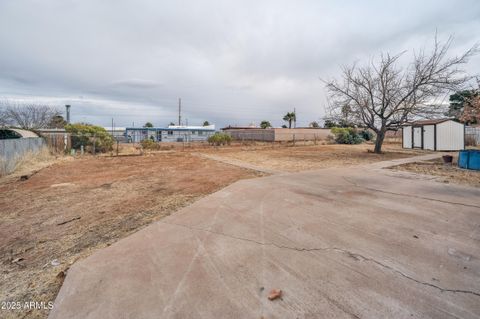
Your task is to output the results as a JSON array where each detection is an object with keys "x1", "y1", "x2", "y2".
[
  {"x1": 103, "y1": 127, "x2": 126, "y2": 131},
  {"x1": 168, "y1": 125, "x2": 215, "y2": 130},
  {"x1": 8, "y1": 128, "x2": 39, "y2": 138}
]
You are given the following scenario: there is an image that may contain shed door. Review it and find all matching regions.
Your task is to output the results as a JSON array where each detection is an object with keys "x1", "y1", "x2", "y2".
[
  {"x1": 413, "y1": 127, "x2": 422, "y2": 148},
  {"x1": 423, "y1": 125, "x2": 435, "y2": 150}
]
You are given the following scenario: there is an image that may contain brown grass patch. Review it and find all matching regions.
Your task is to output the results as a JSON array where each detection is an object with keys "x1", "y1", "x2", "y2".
[
  {"x1": 391, "y1": 157, "x2": 480, "y2": 188},
  {"x1": 0, "y1": 152, "x2": 263, "y2": 319}
]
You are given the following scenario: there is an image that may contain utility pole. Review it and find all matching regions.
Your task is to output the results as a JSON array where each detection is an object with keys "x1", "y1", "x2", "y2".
[
  {"x1": 65, "y1": 105, "x2": 71, "y2": 124},
  {"x1": 178, "y1": 98, "x2": 182, "y2": 126}
]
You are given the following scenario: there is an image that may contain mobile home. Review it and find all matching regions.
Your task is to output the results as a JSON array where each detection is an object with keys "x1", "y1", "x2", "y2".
[{"x1": 125, "y1": 125, "x2": 216, "y2": 143}]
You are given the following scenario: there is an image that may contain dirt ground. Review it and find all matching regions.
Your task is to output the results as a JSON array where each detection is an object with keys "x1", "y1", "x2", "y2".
[
  {"x1": 391, "y1": 156, "x2": 480, "y2": 188},
  {"x1": 0, "y1": 152, "x2": 263, "y2": 319},
  {"x1": 196, "y1": 142, "x2": 424, "y2": 172}
]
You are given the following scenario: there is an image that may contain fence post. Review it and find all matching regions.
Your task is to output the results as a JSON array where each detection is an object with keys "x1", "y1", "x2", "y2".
[
  {"x1": 314, "y1": 134, "x2": 317, "y2": 145},
  {"x1": 92, "y1": 133, "x2": 96, "y2": 155},
  {"x1": 293, "y1": 133, "x2": 296, "y2": 146}
]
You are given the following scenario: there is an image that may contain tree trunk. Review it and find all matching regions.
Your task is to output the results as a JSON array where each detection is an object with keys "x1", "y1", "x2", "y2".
[
  {"x1": 374, "y1": 130, "x2": 385, "y2": 154},
  {"x1": 288, "y1": 121, "x2": 292, "y2": 129}
]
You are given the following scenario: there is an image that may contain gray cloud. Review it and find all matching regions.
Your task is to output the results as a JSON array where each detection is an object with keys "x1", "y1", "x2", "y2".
[{"x1": 0, "y1": 0, "x2": 479, "y2": 128}]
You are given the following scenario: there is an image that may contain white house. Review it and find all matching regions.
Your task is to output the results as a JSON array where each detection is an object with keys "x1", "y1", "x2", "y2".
[
  {"x1": 125, "y1": 125, "x2": 216, "y2": 143},
  {"x1": 402, "y1": 119, "x2": 464, "y2": 151}
]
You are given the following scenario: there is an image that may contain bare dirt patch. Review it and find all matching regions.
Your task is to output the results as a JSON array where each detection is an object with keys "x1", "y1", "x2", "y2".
[
  {"x1": 197, "y1": 143, "x2": 423, "y2": 172},
  {"x1": 0, "y1": 152, "x2": 263, "y2": 319},
  {"x1": 391, "y1": 157, "x2": 480, "y2": 188}
]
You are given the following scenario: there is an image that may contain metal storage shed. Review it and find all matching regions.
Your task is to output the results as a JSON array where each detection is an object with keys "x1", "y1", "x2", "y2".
[{"x1": 402, "y1": 119, "x2": 464, "y2": 151}]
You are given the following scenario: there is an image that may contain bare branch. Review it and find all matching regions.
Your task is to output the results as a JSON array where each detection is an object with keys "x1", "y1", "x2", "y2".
[
  {"x1": 0, "y1": 99, "x2": 61, "y2": 129},
  {"x1": 325, "y1": 35, "x2": 479, "y2": 153}
]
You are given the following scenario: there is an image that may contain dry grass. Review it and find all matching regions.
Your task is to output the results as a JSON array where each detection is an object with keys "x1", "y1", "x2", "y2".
[
  {"x1": 197, "y1": 143, "x2": 424, "y2": 172},
  {"x1": 0, "y1": 148, "x2": 69, "y2": 182},
  {"x1": 0, "y1": 152, "x2": 263, "y2": 319},
  {"x1": 391, "y1": 157, "x2": 480, "y2": 188}
]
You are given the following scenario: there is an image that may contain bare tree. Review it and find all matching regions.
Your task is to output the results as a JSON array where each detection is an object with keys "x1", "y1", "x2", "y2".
[
  {"x1": 325, "y1": 36, "x2": 479, "y2": 153},
  {"x1": 0, "y1": 100, "x2": 61, "y2": 130}
]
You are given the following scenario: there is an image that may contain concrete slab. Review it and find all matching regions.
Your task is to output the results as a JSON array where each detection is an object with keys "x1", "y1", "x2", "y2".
[{"x1": 49, "y1": 160, "x2": 480, "y2": 319}]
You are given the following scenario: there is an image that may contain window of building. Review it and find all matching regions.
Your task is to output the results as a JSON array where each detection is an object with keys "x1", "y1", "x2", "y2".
[{"x1": 168, "y1": 131, "x2": 173, "y2": 135}]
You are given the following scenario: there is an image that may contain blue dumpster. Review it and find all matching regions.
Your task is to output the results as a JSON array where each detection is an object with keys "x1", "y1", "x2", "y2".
[{"x1": 458, "y1": 150, "x2": 480, "y2": 170}]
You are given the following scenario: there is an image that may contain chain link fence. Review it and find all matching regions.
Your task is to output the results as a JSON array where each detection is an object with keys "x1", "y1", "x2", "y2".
[{"x1": 465, "y1": 126, "x2": 480, "y2": 146}]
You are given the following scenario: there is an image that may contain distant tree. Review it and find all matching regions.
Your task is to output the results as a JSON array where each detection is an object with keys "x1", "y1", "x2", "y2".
[
  {"x1": 326, "y1": 35, "x2": 478, "y2": 153},
  {"x1": 169, "y1": 122, "x2": 175, "y2": 126},
  {"x1": 48, "y1": 115, "x2": 67, "y2": 128},
  {"x1": 281, "y1": 124, "x2": 288, "y2": 128},
  {"x1": 0, "y1": 100, "x2": 61, "y2": 129},
  {"x1": 282, "y1": 112, "x2": 296, "y2": 129},
  {"x1": 144, "y1": 122, "x2": 153, "y2": 128},
  {"x1": 323, "y1": 119, "x2": 337, "y2": 128},
  {"x1": 203, "y1": 121, "x2": 210, "y2": 126},
  {"x1": 309, "y1": 121, "x2": 319, "y2": 128},
  {"x1": 260, "y1": 120, "x2": 272, "y2": 129}
]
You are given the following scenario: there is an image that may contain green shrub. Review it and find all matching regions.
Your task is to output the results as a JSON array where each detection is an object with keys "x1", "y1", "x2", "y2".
[
  {"x1": 140, "y1": 138, "x2": 160, "y2": 150},
  {"x1": 65, "y1": 123, "x2": 114, "y2": 153},
  {"x1": 359, "y1": 129, "x2": 374, "y2": 141},
  {"x1": 208, "y1": 133, "x2": 232, "y2": 146},
  {"x1": 331, "y1": 127, "x2": 364, "y2": 144}
]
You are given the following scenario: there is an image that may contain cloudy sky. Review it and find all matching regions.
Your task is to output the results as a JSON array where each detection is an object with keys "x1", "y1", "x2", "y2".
[{"x1": 0, "y1": 0, "x2": 479, "y2": 128}]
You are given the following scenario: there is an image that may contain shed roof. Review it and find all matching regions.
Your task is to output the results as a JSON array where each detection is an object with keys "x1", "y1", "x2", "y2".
[
  {"x1": 0, "y1": 128, "x2": 39, "y2": 139},
  {"x1": 403, "y1": 119, "x2": 457, "y2": 126}
]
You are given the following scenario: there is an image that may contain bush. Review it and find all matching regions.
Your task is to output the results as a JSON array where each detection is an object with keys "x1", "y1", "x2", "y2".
[
  {"x1": 359, "y1": 129, "x2": 374, "y2": 141},
  {"x1": 65, "y1": 123, "x2": 114, "y2": 153},
  {"x1": 208, "y1": 133, "x2": 232, "y2": 146},
  {"x1": 331, "y1": 127, "x2": 364, "y2": 144},
  {"x1": 140, "y1": 139, "x2": 160, "y2": 150}
]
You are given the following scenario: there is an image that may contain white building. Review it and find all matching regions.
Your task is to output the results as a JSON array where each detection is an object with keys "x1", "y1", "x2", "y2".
[
  {"x1": 402, "y1": 119, "x2": 464, "y2": 151},
  {"x1": 125, "y1": 125, "x2": 216, "y2": 143}
]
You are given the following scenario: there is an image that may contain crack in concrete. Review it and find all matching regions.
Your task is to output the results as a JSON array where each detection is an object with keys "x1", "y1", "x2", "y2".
[
  {"x1": 162, "y1": 221, "x2": 480, "y2": 298},
  {"x1": 342, "y1": 177, "x2": 480, "y2": 209}
]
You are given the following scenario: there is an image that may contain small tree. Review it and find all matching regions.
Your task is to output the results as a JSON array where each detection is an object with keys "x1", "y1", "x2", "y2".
[
  {"x1": 461, "y1": 94, "x2": 480, "y2": 124},
  {"x1": 203, "y1": 121, "x2": 210, "y2": 126},
  {"x1": 260, "y1": 120, "x2": 272, "y2": 129},
  {"x1": 309, "y1": 121, "x2": 319, "y2": 128},
  {"x1": 281, "y1": 124, "x2": 287, "y2": 128},
  {"x1": 169, "y1": 122, "x2": 175, "y2": 126},
  {"x1": 283, "y1": 112, "x2": 296, "y2": 129},
  {"x1": 144, "y1": 122, "x2": 153, "y2": 128},
  {"x1": 48, "y1": 115, "x2": 67, "y2": 128},
  {"x1": 0, "y1": 100, "x2": 60, "y2": 129},
  {"x1": 326, "y1": 35, "x2": 478, "y2": 153},
  {"x1": 450, "y1": 79, "x2": 480, "y2": 124},
  {"x1": 65, "y1": 123, "x2": 114, "y2": 153}
]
